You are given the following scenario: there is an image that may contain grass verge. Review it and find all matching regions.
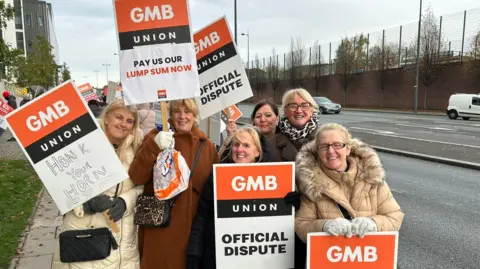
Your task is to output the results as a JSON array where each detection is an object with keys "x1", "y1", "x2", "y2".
[{"x1": 0, "y1": 160, "x2": 43, "y2": 269}]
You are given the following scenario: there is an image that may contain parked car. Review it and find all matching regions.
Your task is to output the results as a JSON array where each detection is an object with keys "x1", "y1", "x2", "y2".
[
  {"x1": 313, "y1": 96, "x2": 342, "y2": 114},
  {"x1": 446, "y1": 93, "x2": 480, "y2": 120},
  {"x1": 87, "y1": 99, "x2": 107, "y2": 118}
]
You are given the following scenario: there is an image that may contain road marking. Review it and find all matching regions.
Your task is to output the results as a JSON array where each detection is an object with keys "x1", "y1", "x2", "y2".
[
  {"x1": 395, "y1": 123, "x2": 455, "y2": 131},
  {"x1": 390, "y1": 188, "x2": 407, "y2": 194},
  {"x1": 350, "y1": 127, "x2": 397, "y2": 135},
  {"x1": 435, "y1": 121, "x2": 480, "y2": 127},
  {"x1": 350, "y1": 127, "x2": 480, "y2": 149}
]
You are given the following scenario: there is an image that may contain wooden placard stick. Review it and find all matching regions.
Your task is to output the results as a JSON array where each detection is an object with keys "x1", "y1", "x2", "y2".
[
  {"x1": 161, "y1": 101, "x2": 169, "y2": 131},
  {"x1": 103, "y1": 211, "x2": 120, "y2": 233}
]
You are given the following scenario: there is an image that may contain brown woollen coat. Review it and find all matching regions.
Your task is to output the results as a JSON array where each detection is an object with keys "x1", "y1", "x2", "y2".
[{"x1": 128, "y1": 120, "x2": 219, "y2": 269}]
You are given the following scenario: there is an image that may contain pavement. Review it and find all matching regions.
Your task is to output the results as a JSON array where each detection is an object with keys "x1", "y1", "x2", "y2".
[{"x1": 237, "y1": 104, "x2": 480, "y2": 170}]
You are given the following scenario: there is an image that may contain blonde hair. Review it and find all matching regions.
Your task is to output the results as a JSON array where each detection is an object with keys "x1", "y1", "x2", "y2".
[
  {"x1": 99, "y1": 99, "x2": 142, "y2": 163},
  {"x1": 315, "y1": 123, "x2": 353, "y2": 146},
  {"x1": 281, "y1": 88, "x2": 319, "y2": 114},
  {"x1": 167, "y1": 98, "x2": 200, "y2": 125},
  {"x1": 219, "y1": 126, "x2": 263, "y2": 163}
]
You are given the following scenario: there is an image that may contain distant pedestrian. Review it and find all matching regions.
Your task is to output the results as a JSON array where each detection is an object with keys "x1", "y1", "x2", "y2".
[{"x1": 3, "y1": 91, "x2": 17, "y2": 141}]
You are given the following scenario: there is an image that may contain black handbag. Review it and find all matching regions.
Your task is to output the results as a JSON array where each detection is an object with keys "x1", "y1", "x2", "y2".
[
  {"x1": 134, "y1": 140, "x2": 205, "y2": 227},
  {"x1": 59, "y1": 185, "x2": 120, "y2": 263}
]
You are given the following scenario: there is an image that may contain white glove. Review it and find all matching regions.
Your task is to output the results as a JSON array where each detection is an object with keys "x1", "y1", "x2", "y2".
[
  {"x1": 154, "y1": 131, "x2": 174, "y2": 150},
  {"x1": 323, "y1": 218, "x2": 354, "y2": 238},
  {"x1": 351, "y1": 217, "x2": 377, "y2": 238}
]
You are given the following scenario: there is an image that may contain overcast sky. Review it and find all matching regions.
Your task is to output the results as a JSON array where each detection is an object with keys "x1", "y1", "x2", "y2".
[{"x1": 48, "y1": 0, "x2": 480, "y2": 88}]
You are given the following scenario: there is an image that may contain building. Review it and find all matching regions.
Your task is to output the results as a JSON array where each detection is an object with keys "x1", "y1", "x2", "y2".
[{"x1": 1, "y1": 0, "x2": 59, "y2": 63}]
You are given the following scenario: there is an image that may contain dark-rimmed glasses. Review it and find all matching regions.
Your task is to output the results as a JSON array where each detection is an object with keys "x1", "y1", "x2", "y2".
[
  {"x1": 286, "y1": 102, "x2": 312, "y2": 112},
  {"x1": 319, "y1": 142, "x2": 346, "y2": 151}
]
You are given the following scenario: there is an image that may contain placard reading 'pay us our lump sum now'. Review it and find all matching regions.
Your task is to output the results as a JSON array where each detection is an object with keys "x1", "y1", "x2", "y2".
[
  {"x1": 213, "y1": 162, "x2": 295, "y2": 269},
  {"x1": 5, "y1": 81, "x2": 129, "y2": 214},
  {"x1": 113, "y1": 0, "x2": 200, "y2": 105},
  {"x1": 194, "y1": 16, "x2": 253, "y2": 120}
]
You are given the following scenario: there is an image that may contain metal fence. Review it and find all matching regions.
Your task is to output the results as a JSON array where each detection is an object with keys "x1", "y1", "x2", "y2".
[{"x1": 245, "y1": 7, "x2": 480, "y2": 83}]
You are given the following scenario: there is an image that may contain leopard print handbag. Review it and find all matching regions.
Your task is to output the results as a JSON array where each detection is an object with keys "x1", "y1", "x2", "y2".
[{"x1": 133, "y1": 140, "x2": 204, "y2": 228}]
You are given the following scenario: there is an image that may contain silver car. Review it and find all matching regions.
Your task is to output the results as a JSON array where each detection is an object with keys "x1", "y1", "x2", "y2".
[{"x1": 314, "y1": 97, "x2": 342, "y2": 114}]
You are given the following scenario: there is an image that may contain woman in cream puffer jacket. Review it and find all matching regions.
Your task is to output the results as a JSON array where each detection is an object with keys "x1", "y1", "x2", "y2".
[
  {"x1": 295, "y1": 123, "x2": 404, "y2": 242},
  {"x1": 52, "y1": 99, "x2": 143, "y2": 269}
]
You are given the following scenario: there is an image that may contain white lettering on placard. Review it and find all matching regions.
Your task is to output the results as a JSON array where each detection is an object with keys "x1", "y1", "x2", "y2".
[
  {"x1": 327, "y1": 246, "x2": 378, "y2": 263},
  {"x1": 130, "y1": 5, "x2": 174, "y2": 23},
  {"x1": 231, "y1": 175, "x2": 277, "y2": 192},
  {"x1": 195, "y1": 32, "x2": 220, "y2": 54},
  {"x1": 26, "y1": 101, "x2": 70, "y2": 132}
]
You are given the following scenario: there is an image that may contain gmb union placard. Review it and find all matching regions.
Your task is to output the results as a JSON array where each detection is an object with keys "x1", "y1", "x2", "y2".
[
  {"x1": 194, "y1": 16, "x2": 253, "y2": 120},
  {"x1": 307, "y1": 232, "x2": 399, "y2": 269},
  {"x1": 213, "y1": 162, "x2": 295, "y2": 269},
  {"x1": 5, "y1": 81, "x2": 129, "y2": 214},
  {"x1": 77, "y1": 82, "x2": 98, "y2": 102},
  {"x1": 113, "y1": 0, "x2": 200, "y2": 105}
]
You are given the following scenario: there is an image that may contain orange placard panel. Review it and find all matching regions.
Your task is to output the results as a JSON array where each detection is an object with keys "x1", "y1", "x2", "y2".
[
  {"x1": 115, "y1": 0, "x2": 189, "y2": 33},
  {"x1": 215, "y1": 163, "x2": 293, "y2": 200},
  {"x1": 78, "y1": 83, "x2": 93, "y2": 93},
  {"x1": 308, "y1": 233, "x2": 398, "y2": 269},
  {"x1": 194, "y1": 17, "x2": 233, "y2": 60},
  {"x1": 223, "y1": 105, "x2": 242, "y2": 121},
  {"x1": 6, "y1": 83, "x2": 88, "y2": 148}
]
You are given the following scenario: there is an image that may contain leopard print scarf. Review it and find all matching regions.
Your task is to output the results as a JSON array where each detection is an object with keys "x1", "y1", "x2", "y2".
[{"x1": 278, "y1": 112, "x2": 320, "y2": 143}]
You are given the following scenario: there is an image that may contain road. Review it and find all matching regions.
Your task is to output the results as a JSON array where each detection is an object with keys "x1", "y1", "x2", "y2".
[
  {"x1": 381, "y1": 152, "x2": 480, "y2": 269},
  {"x1": 237, "y1": 105, "x2": 480, "y2": 164}
]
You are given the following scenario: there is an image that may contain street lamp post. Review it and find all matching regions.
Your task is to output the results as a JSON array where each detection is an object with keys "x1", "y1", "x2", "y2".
[
  {"x1": 94, "y1": 70, "x2": 99, "y2": 88},
  {"x1": 241, "y1": 31, "x2": 249, "y2": 70},
  {"x1": 103, "y1": 61, "x2": 111, "y2": 85},
  {"x1": 414, "y1": 0, "x2": 423, "y2": 113},
  {"x1": 234, "y1": 0, "x2": 237, "y2": 44}
]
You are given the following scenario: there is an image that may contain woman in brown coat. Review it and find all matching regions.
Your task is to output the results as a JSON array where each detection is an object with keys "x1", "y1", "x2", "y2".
[
  {"x1": 295, "y1": 123, "x2": 404, "y2": 241},
  {"x1": 128, "y1": 98, "x2": 219, "y2": 269}
]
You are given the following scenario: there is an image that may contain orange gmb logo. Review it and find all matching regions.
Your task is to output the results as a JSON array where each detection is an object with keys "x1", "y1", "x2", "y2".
[
  {"x1": 6, "y1": 82, "x2": 88, "y2": 148},
  {"x1": 223, "y1": 105, "x2": 242, "y2": 121},
  {"x1": 194, "y1": 17, "x2": 233, "y2": 60},
  {"x1": 115, "y1": 0, "x2": 189, "y2": 33},
  {"x1": 214, "y1": 162, "x2": 294, "y2": 200},
  {"x1": 157, "y1": 89, "x2": 167, "y2": 99},
  {"x1": 307, "y1": 232, "x2": 399, "y2": 269}
]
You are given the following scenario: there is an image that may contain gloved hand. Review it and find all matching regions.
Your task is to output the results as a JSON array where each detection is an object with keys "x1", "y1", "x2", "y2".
[
  {"x1": 83, "y1": 194, "x2": 116, "y2": 214},
  {"x1": 284, "y1": 191, "x2": 301, "y2": 210},
  {"x1": 186, "y1": 255, "x2": 199, "y2": 269},
  {"x1": 107, "y1": 198, "x2": 127, "y2": 222},
  {"x1": 323, "y1": 218, "x2": 354, "y2": 238},
  {"x1": 154, "y1": 131, "x2": 174, "y2": 150},
  {"x1": 351, "y1": 217, "x2": 377, "y2": 238}
]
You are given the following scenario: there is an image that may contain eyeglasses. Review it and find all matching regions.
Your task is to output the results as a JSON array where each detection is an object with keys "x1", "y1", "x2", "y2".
[
  {"x1": 319, "y1": 142, "x2": 347, "y2": 151},
  {"x1": 286, "y1": 102, "x2": 312, "y2": 112}
]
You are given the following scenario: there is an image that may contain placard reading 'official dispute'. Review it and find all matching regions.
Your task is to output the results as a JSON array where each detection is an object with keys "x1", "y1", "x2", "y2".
[
  {"x1": 5, "y1": 81, "x2": 129, "y2": 214},
  {"x1": 77, "y1": 82, "x2": 98, "y2": 102},
  {"x1": 194, "y1": 16, "x2": 253, "y2": 120},
  {"x1": 213, "y1": 162, "x2": 295, "y2": 269},
  {"x1": 113, "y1": 0, "x2": 200, "y2": 105}
]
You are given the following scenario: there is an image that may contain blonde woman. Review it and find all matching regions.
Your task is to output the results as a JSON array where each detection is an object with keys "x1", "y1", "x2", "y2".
[
  {"x1": 52, "y1": 99, "x2": 144, "y2": 269},
  {"x1": 187, "y1": 126, "x2": 280, "y2": 269},
  {"x1": 295, "y1": 123, "x2": 404, "y2": 240},
  {"x1": 129, "y1": 98, "x2": 219, "y2": 269}
]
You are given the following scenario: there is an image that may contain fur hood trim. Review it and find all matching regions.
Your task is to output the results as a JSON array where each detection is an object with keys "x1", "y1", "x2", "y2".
[{"x1": 296, "y1": 138, "x2": 385, "y2": 202}]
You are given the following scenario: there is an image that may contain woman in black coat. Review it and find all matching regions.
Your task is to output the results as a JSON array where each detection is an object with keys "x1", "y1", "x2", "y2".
[{"x1": 186, "y1": 126, "x2": 281, "y2": 269}]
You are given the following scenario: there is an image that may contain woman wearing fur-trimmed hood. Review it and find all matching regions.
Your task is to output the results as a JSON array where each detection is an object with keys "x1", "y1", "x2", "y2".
[{"x1": 295, "y1": 123, "x2": 404, "y2": 242}]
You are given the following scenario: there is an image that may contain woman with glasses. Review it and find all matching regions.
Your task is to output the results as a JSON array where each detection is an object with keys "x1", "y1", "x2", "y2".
[{"x1": 295, "y1": 123, "x2": 404, "y2": 242}]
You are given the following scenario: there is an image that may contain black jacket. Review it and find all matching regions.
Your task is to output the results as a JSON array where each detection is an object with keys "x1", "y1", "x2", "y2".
[
  {"x1": 7, "y1": 96, "x2": 17, "y2": 110},
  {"x1": 187, "y1": 132, "x2": 280, "y2": 269}
]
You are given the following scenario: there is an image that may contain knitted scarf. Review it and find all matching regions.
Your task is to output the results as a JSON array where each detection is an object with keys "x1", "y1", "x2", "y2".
[{"x1": 278, "y1": 112, "x2": 320, "y2": 143}]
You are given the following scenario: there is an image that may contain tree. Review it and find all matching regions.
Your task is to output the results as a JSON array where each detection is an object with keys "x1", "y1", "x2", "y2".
[
  {"x1": 369, "y1": 35, "x2": 398, "y2": 107},
  {"x1": 61, "y1": 62, "x2": 71, "y2": 81},
  {"x1": 465, "y1": 30, "x2": 480, "y2": 80},
  {"x1": 285, "y1": 37, "x2": 306, "y2": 88},
  {"x1": 267, "y1": 48, "x2": 280, "y2": 102},
  {"x1": 13, "y1": 36, "x2": 57, "y2": 88},
  {"x1": 0, "y1": 1, "x2": 22, "y2": 81},
  {"x1": 412, "y1": 4, "x2": 446, "y2": 109},
  {"x1": 335, "y1": 33, "x2": 368, "y2": 106},
  {"x1": 310, "y1": 40, "x2": 324, "y2": 95}
]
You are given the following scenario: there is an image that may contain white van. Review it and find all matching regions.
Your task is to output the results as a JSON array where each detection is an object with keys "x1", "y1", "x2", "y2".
[{"x1": 446, "y1": 93, "x2": 480, "y2": 120}]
